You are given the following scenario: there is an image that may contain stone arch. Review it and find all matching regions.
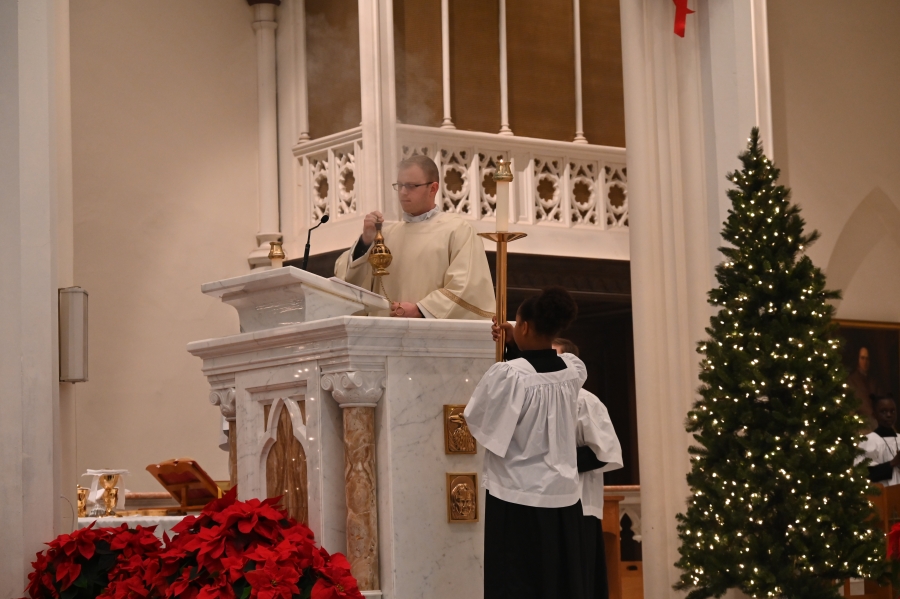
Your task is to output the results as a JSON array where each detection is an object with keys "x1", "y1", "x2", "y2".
[{"x1": 826, "y1": 187, "x2": 900, "y2": 312}]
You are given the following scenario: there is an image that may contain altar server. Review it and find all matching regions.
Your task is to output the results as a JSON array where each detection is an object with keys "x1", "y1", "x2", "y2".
[
  {"x1": 334, "y1": 155, "x2": 495, "y2": 319},
  {"x1": 858, "y1": 394, "x2": 900, "y2": 486},
  {"x1": 553, "y1": 338, "x2": 623, "y2": 599},
  {"x1": 464, "y1": 287, "x2": 588, "y2": 599}
]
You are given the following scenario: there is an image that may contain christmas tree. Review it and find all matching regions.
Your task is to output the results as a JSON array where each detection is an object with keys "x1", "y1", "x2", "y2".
[{"x1": 674, "y1": 128, "x2": 892, "y2": 599}]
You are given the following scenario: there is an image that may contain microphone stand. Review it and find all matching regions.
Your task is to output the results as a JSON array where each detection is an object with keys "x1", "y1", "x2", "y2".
[{"x1": 301, "y1": 215, "x2": 329, "y2": 271}]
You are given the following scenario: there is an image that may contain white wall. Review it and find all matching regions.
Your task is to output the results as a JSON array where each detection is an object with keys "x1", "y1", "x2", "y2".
[
  {"x1": 1, "y1": 0, "x2": 71, "y2": 590},
  {"x1": 768, "y1": 0, "x2": 900, "y2": 322},
  {"x1": 70, "y1": 0, "x2": 260, "y2": 491}
]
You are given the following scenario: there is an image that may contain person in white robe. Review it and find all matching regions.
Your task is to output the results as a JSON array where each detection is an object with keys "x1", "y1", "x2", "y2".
[
  {"x1": 857, "y1": 395, "x2": 900, "y2": 486},
  {"x1": 553, "y1": 338, "x2": 623, "y2": 599},
  {"x1": 464, "y1": 287, "x2": 589, "y2": 599},
  {"x1": 333, "y1": 154, "x2": 495, "y2": 319}
]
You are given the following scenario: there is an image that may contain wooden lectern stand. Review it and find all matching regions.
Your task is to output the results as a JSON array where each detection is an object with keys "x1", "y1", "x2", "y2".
[
  {"x1": 842, "y1": 483, "x2": 899, "y2": 598},
  {"x1": 146, "y1": 458, "x2": 222, "y2": 512}
]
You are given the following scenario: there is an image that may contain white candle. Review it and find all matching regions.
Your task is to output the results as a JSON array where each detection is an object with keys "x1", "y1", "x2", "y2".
[
  {"x1": 271, "y1": 258, "x2": 283, "y2": 268},
  {"x1": 495, "y1": 180, "x2": 509, "y2": 232}
]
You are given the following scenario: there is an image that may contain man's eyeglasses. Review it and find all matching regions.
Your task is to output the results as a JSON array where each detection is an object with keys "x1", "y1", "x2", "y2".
[{"x1": 392, "y1": 182, "x2": 435, "y2": 192}]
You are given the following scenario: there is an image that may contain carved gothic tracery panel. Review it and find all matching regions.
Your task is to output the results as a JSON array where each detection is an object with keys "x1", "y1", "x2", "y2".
[{"x1": 264, "y1": 400, "x2": 309, "y2": 525}]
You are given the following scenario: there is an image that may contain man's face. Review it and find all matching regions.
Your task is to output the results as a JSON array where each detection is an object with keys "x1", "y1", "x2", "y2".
[
  {"x1": 859, "y1": 347, "x2": 870, "y2": 375},
  {"x1": 396, "y1": 165, "x2": 437, "y2": 216},
  {"x1": 876, "y1": 398, "x2": 896, "y2": 429}
]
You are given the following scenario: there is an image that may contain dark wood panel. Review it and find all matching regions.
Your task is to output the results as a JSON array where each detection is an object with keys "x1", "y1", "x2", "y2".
[
  {"x1": 306, "y1": 0, "x2": 361, "y2": 138},
  {"x1": 393, "y1": 0, "x2": 442, "y2": 127},
  {"x1": 449, "y1": 0, "x2": 501, "y2": 133}
]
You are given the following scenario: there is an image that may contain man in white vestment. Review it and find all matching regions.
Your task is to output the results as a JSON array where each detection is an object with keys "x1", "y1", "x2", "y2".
[{"x1": 334, "y1": 154, "x2": 495, "y2": 319}]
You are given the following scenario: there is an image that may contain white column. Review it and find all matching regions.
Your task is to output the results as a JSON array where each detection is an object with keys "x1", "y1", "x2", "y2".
[
  {"x1": 295, "y1": 0, "x2": 310, "y2": 142},
  {"x1": 54, "y1": 0, "x2": 79, "y2": 538},
  {"x1": 358, "y1": 0, "x2": 399, "y2": 220},
  {"x1": 620, "y1": 0, "x2": 771, "y2": 597},
  {"x1": 572, "y1": 0, "x2": 587, "y2": 143},
  {"x1": 498, "y1": 0, "x2": 513, "y2": 135},
  {"x1": 0, "y1": 0, "x2": 69, "y2": 593},
  {"x1": 699, "y1": 0, "x2": 774, "y2": 223},
  {"x1": 440, "y1": 0, "x2": 454, "y2": 128},
  {"x1": 249, "y1": 1, "x2": 283, "y2": 267}
]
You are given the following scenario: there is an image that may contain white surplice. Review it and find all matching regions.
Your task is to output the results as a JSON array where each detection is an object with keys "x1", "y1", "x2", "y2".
[
  {"x1": 333, "y1": 209, "x2": 495, "y2": 319},
  {"x1": 857, "y1": 430, "x2": 900, "y2": 486},
  {"x1": 576, "y1": 388, "x2": 623, "y2": 519},
  {"x1": 464, "y1": 353, "x2": 588, "y2": 508}
]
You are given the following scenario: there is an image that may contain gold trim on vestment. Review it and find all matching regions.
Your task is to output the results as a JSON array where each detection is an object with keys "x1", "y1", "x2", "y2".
[{"x1": 438, "y1": 288, "x2": 494, "y2": 319}]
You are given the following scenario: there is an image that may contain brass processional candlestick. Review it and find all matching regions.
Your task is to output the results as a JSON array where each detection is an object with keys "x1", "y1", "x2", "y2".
[
  {"x1": 478, "y1": 159, "x2": 526, "y2": 362},
  {"x1": 368, "y1": 220, "x2": 394, "y2": 302}
]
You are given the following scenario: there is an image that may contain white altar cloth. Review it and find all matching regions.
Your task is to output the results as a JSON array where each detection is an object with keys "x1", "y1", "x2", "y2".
[{"x1": 77, "y1": 515, "x2": 184, "y2": 538}]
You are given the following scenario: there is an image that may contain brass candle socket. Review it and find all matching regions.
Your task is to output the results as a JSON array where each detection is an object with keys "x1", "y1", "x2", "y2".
[
  {"x1": 478, "y1": 231, "x2": 527, "y2": 362},
  {"x1": 494, "y1": 158, "x2": 513, "y2": 182},
  {"x1": 268, "y1": 240, "x2": 286, "y2": 264}
]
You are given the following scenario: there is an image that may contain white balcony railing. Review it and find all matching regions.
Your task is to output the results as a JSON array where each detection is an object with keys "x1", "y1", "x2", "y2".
[
  {"x1": 293, "y1": 126, "x2": 363, "y2": 225},
  {"x1": 397, "y1": 124, "x2": 628, "y2": 230},
  {"x1": 292, "y1": 125, "x2": 629, "y2": 259}
]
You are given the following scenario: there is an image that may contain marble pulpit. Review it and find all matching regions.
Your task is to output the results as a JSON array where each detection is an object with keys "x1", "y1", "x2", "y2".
[{"x1": 187, "y1": 268, "x2": 494, "y2": 599}]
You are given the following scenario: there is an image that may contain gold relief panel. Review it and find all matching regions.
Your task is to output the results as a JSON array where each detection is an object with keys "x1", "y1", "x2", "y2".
[
  {"x1": 443, "y1": 405, "x2": 476, "y2": 454},
  {"x1": 446, "y1": 473, "x2": 478, "y2": 523}
]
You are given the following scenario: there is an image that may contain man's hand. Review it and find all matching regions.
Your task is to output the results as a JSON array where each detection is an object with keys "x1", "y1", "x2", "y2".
[
  {"x1": 390, "y1": 301, "x2": 422, "y2": 318},
  {"x1": 361, "y1": 211, "x2": 384, "y2": 245},
  {"x1": 491, "y1": 316, "x2": 514, "y2": 342}
]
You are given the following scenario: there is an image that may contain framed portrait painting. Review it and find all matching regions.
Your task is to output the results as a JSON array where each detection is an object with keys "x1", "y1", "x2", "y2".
[{"x1": 835, "y1": 320, "x2": 900, "y2": 429}]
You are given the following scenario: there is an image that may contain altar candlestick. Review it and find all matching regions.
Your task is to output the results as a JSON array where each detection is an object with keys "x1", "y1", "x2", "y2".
[
  {"x1": 494, "y1": 159, "x2": 513, "y2": 232},
  {"x1": 482, "y1": 158, "x2": 523, "y2": 362}
]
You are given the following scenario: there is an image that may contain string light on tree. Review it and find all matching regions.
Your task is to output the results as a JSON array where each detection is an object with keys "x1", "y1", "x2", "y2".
[{"x1": 673, "y1": 129, "x2": 894, "y2": 599}]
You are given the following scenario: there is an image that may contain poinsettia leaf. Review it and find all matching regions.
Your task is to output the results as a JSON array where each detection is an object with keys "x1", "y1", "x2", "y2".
[
  {"x1": 60, "y1": 583, "x2": 79, "y2": 599},
  {"x1": 240, "y1": 585, "x2": 251, "y2": 599}
]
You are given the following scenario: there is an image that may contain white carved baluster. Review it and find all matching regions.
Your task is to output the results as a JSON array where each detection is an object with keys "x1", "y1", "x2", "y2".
[
  {"x1": 479, "y1": 153, "x2": 499, "y2": 218},
  {"x1": 310, "y1": 155, "x2": 329, "y2": 222},
  {"x1": 534, "y1": 158, "x2": 563, "y2": 223},
  {"x1": 573, "y1": 0, "x2": 587, "y2": 144},
  {"x1": 570, "y1": 161, "x2": 599, "y2": 226},
  {"x1": 440, "y1": 148, "x2": 471, "y2": 216},
  {"x1": 605, "y1": 165, "x2": 629, "y2": 227},
  {"x1": 295, "y1": 0, "x2": 310, "y2": 142},
  {"x1": 336, "y1": 147, "x2": 357, "y2": 217},
  {"x1": 440, "y1": 0, "x2": 454, "y2": 129},
  {"x1": 499, "y1": 0, "x2": 513, "y2": 135}
]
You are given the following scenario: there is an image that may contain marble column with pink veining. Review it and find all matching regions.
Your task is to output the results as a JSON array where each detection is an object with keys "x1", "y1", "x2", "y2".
[{"x1": 321, "y1": 371, "x2": 385, "y2": 592}]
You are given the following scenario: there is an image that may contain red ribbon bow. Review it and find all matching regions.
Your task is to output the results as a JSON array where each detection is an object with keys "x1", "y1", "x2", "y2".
[{"x1": 673, "y1": 0, "x2": 695, "y2": 37}]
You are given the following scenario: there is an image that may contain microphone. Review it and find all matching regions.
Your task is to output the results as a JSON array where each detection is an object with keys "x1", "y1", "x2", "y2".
[{"x1": 302, "y1": 214, "x2": 329, "y2": 271}]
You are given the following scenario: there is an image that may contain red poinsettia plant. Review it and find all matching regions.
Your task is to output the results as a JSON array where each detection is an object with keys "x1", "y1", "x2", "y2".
[
  {"x1": 24, "y1": 489, "x2": 363, "y2": 599},
  {"x1": 24, "y1": 523, "x2": 162, "y2": 599},
  {"x1": 118, "y1": 488, "x2": 361, "y2": 599}
]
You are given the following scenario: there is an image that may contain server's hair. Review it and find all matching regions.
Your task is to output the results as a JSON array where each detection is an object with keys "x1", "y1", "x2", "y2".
[
  {"x1": 872, "y1": 393, "x2": 896, "y2": 406},
  {"x1": 398, "y1": 154, "x2": 439, "y2": 184},
  {"x1": 516, "y1": 287, "x2": 578, "y2": 338},
  {"x1": 552, "y1": 338, "x2": 579, "y2": 357}
]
